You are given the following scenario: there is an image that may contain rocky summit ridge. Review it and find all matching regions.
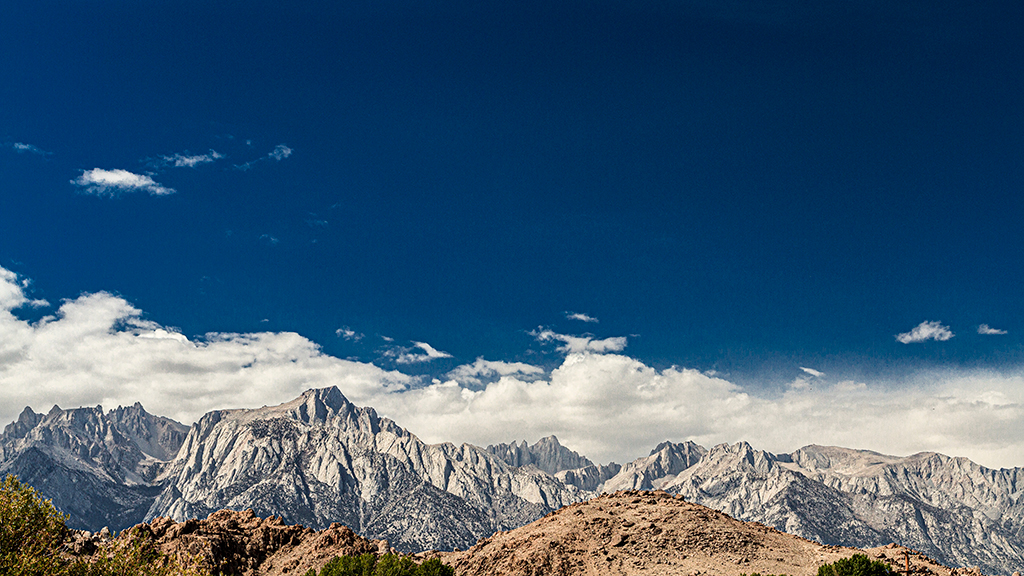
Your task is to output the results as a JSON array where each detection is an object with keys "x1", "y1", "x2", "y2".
[{"x1": 3, "y1": 386, "x2": 1024, "y2": 574}]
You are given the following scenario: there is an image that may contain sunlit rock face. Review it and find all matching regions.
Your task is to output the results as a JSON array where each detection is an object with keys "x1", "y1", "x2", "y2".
[
  {"x1": 147, "y1": 387, "x2": 589, "y2": 552},
  {"x1": 0, "y1": 402, "x2": 187, "y2": 530}
]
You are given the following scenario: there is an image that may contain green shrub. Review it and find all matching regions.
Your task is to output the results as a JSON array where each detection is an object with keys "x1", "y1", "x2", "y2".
[
  {"x1": 414, "y1": 558, "x2": 454, "y2": 576},
  {"x1": 0, "y1": 474, "x2": 71, "y2": 576},
  {"x1": 1, "y1": 474, "x2": 207, "y2": 576},
  {"x1": 818, "y1": 554, "x2": 894, "y2": 576},
  {"x1": 317, "y1": 553, "x2": 453, "y2": 576}
]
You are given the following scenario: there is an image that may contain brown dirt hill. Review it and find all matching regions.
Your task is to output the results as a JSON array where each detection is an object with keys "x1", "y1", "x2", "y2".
[
  {"x1": 68, "y1": 509, "x2": 391, "y2": 576},
  {"x1": 442, "y1": 490, "x2": 981, "y2": 576}
]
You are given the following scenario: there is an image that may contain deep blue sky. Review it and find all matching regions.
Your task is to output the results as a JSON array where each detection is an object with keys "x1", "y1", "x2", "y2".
[{"x1": 3, "y1": 0, "x2": 1024, "y2": 389}]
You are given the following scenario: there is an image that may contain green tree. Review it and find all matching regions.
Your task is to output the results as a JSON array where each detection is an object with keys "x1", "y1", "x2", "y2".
[
  {"x1": 1, "y1": 474, "x2": 208, "y2": 576},
  {"x1": 320, "y1": 553, "x2": 377, "y2": 576},
  {"x1": 818, "y1": 554, "x2": 894, "y2": 576},
  {"x1": 0, "y1": 474, "x2": 71, "y2": 576},
  {"x1": 414, "y1": 558, "x2": 454, "y2": 576}
]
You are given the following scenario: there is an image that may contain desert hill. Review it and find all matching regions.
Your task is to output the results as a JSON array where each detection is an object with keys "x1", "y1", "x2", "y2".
[{"x1": 443, "y1": 490, "x2": 973, "y2": 576}]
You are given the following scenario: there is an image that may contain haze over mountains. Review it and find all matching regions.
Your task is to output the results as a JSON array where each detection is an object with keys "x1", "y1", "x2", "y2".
[{"x1": 3, "y1": 387, "x2": 1023, "y2": 574}]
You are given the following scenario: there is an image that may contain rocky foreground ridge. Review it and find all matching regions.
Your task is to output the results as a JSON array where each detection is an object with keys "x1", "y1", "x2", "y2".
[
  {"x1": 3, "y1": 386, "x2": 1024, "y2": 574},
  {"x1": 69, "y1": 491, "x2": 982, "y2": 576}
]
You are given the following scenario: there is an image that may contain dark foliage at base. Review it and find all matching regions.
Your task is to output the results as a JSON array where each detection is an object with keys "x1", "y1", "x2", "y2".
[
  {"x1": 818, "y1": 554, "x2": 894, "y2": 576},
  {"x1": 304, "y1": 553, "x2": 454, "y2": 576}
]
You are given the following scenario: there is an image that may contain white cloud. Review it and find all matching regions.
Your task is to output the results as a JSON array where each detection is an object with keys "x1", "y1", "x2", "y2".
[
  {"x1": 896, "y1": 321, "x2": 954, "y2": 344},
  {"x1": 4, "y1": 266, "x2": 1024, "y2": 469},
  {"x1": 384, "y1": 341, "x2": 453, "y2": 364},
  {"x1": 799, "y1": 366, "x2": 824, "y2": 377},
  {"x1": 12, "y1": 142, "x2": 49, "y2": 155},
  {"x1": 72, "y1": 169, "x2": 174, "y2": 197},
  {"x1": 533, "y1": 329, "x2": 627, "y2": 354},
  {"x1": 336, "y1": 326, "x2": 364, "y2": 341},
  {"x1": 159, "y1": 150, "x2": 224, "y2": 168},
  {"x1": 445, "y1": 358, "x2": 545, "y2": 387},
  {"x1": 259, "y1": 234, "x2": 280, "y2": 246},
  {"x1": 235, "y1": 144, "x2": 293, "y2": 171},
  {"x1": 268, "y1": 144, "x2": 292, "y2": 161},
  {"x1": 566, "y1": 312, "x2": 598, "y2": 323},
  {"x1": 979, "y1": 324, "x2": 1008, "y2": 335}
]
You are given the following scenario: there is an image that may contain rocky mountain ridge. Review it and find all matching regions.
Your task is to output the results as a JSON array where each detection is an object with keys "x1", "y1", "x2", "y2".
[{"x1": 3, "y1": 386, "x2": 1024, "y2": 574}]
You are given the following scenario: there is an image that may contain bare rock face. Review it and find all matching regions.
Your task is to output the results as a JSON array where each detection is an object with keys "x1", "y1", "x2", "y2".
[
  {"x1": 486, "y1": 436, "x2": 596, "y2": 475},
  {"x1": 599, "y1": 440, "x2": 705, "y2": 492},
  {"x1": 147, "y1": 387, "x2": 590, "y2": 552},
  {"x1": 0, "y1": 403, "x2": 187, "y2": 530}
]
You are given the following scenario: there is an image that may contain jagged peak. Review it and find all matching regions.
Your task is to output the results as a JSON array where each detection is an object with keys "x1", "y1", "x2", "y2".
[
  {"x1": 649, "y1": 439, "x2": 705, "y2": 457},
  {"x1": 533, "y1": 435, "x2": 561, "y2": 447}
]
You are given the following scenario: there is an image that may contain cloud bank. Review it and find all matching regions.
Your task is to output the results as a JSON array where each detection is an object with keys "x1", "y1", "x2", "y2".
[
  {"x1": 2, "y1": 266, "x2": 1024, "y2": 468},
  {"x1": 72, "y1": 169, "x2": 175, "y2": 197},
  {"x1": 896, "y1": 320, "x2": 954, "y2": 344}
]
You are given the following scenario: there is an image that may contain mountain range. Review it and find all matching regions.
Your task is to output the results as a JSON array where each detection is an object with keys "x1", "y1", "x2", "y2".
[{"x1": 2, "y1": 386, "x2": 1022, "y2": 574}]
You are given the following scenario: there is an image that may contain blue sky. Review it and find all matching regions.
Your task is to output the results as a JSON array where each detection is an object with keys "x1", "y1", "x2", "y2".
[{"x1": 3, "y1": 1, "x2": 1024, "y2": 465}]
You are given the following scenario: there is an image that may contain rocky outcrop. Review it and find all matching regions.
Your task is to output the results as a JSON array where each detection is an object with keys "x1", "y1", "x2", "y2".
[
  {"x1": 147, "y1": 387, "x2": 589, "y2": 552},
  {"x1": 70, "y1": 509, "x2": 389, "y2": 576}
]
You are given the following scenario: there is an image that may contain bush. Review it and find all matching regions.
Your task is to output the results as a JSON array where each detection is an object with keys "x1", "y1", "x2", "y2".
[
  {"x1": 818, "y1": 554, "x2": 894, "y2": 576},
  {"x1": 314, "y1": 553, "x2": 453, "y2": 576},
  {"x1": 0, "y1": 474, "x2": 71, "y2": 576},
  {"x1": 0, "y1": 474, "x2": 207, "y2": 576}
]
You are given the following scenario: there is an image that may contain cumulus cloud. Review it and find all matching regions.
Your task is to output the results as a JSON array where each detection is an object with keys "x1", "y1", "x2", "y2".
[
  {"x1": 11, "y1": 142, "x2": 50, "y2": 155},
  {"x1": 533, "y1": 329, "x2": 627, "y2": 354},
  {"x1": 799, "y1": 367, "x2": 824, "y2": 377},
  {"x1": 566, "y1": 312, "x2": 598, "y2": 323},
  {"x1": 72, "y1": 169, "x2": 175, "y2": 197},
  {"x1": 383, "y1": 341, "x2": 453, "y2": 364},
  {"x1": 336, "y1": 326, "x2": 364, "y2": 341},
  {"x1": 158, "y1": 150, "x2": 224, "y2": 168},
  {"x1": 235, "y1": 144, "x2": 293, "y2": 171},
  {"x1": 978, "y1": 324, "x2": 1008, "y2": 335},
  {"x1": 5, "y1": 266, "x2": 1024, "y2": 468},
  {"x1": 896, "y1": 321, "x2": 954, "y2": 344}
]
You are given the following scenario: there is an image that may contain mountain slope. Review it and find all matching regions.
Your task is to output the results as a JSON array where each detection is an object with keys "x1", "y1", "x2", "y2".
[
  {"x1": 617, "y1": 441, "x2": 1024, "y2": 574},
  {"x1": 148, "y1": 387, "x2": 589, "y2": 552},
  {"x1": 0, "y1": 403, "x2": 187, "y2": 530}
]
